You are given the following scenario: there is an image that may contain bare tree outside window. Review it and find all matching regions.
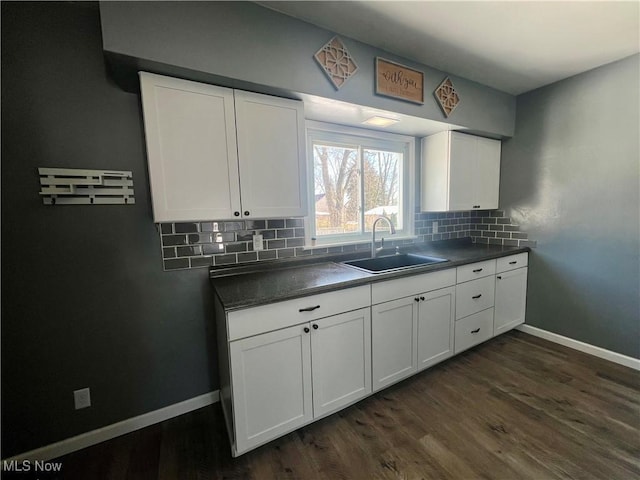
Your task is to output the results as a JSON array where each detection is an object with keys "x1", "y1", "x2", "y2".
[
  {"x1": 313, "y1": 142, "x2": 402, "y2": 237},
  {"x1": 363, "y1": 149, "x2": 401, "y2": 232}
]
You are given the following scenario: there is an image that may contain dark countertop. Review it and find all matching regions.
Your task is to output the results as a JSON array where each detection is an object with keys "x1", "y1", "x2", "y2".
[{"x1": 210, "y1": 239, "x2": 530, "y2": 311}]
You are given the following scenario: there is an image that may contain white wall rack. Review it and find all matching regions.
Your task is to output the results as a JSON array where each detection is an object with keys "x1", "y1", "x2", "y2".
[{"x1": 38, "y1": 168, "x2": 135, "y2": 205}]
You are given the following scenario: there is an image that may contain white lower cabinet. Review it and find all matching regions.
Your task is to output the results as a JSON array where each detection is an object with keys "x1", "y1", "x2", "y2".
[
  {"x1": 218, "y1": 253, "x2": 529, "y2": 457},
  {"x1": 372, "y1": 296, "x2": 417, "y2": 391},
  {"x1": 454, "y1": 259, "x2": 497, "y2": 354},
  {"x1": 311, "y1": 308, "x2": 371, "y2": 417},
  {"x1": 228, "y1": 305, "x2": 371, "y2": 455},
  {"x1": 371, "y1": 274, "x2": 456, "y2": 392},
  {"x1": 230, "y1": 324, "x2": 313, "y2": 454},
  {"x1": 417, "y1": 287, "x2": 456, "y2": 371},
  {"x1": 494, "y1": 267, "x2": 528, "y2": 336}
]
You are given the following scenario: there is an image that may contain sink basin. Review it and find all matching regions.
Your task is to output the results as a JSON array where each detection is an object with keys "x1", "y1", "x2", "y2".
[{"x1": 342, "y1": 253, "x2": 448, "y2": 273}]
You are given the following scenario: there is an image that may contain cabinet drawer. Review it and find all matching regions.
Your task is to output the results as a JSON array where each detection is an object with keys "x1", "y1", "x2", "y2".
[
  {"x1": 456, "y1": 259, "x2": 496, "y2": 283},
  {"x1": 454, "y1": 308, "x2": 494, "y2": 354},
  {"x1": 371, "y1": 269, "x2": 456, "y2": 305},
  {"x1": 227, "y1": 285, "x2": 370, "y2": 341},
  {"x1": 456, "y1": 276, "x2": 495, "y2": 320},
  {"x1": 496, "y1": 253, "x2": 528, "y2": 274}
]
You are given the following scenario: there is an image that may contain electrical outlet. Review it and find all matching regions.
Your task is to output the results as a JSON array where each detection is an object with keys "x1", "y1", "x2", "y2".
[
  {"x1": 74, "y1": 388, "x2": 91, "y2": 410},
  {"x1": 433, "y1": 221, "x2": 439, "y2": 233},
  {"x1": 252, "y1": 234, "x2": 264, "y2": 251}
]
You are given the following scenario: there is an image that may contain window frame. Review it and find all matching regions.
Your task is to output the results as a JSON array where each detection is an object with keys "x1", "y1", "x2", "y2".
[{"x1": 305, "y1": 120, "x2": 416, "y2": 247}]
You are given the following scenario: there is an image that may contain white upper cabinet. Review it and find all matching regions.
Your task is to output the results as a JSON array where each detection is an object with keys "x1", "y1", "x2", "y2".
[
  {"x1": 421, "y1": 131, "x2": 501, "y2": 212},
  {"x1": 139, "y1": 73, "x2": 241, "y2": 222},
  {"x1": 234, "y1": 90, "x2": 307, "y2": 219},
  {"x1": 139, "y1": 72, "x2": 307, "y2": 222}
]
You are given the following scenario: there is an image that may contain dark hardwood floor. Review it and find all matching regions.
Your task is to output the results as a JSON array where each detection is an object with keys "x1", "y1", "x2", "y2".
[{"x1": 28, "y1": 331, "x2": 640, "y2": 479}]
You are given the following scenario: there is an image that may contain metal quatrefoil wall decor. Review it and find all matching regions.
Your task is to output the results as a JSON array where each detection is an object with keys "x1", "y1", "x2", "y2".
[
  {"x1": 314, "y1": 36, "x2": 358, "y2": 90},
  {"x1": 434, "y1": 77, "x2": 461, "y2": 117}
]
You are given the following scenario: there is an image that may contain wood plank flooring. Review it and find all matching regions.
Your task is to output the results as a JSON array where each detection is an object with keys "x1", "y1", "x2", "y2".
[{"x1": 27, "y1": 331, "x2": 640, "y2": 479}]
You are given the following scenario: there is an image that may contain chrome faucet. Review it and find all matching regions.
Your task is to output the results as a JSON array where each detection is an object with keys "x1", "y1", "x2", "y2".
[{"x1": 371, "y1": 216, "x2": 396, "y2": 258}]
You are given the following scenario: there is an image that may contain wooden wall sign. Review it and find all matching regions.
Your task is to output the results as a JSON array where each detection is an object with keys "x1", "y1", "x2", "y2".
[{"x1": 375, "y1": 58, "x2": 424, "y2": 104}]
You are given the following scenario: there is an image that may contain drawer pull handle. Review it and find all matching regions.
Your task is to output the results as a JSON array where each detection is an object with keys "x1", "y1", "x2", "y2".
[
  {"x1": 471, "y1": 328, "x2": 481, "y2": 334},
  {"x1": 312, "y1": 324, "x2": 319, "y2": 330},
  {"x1": 299, "y1": 305, "x2": 320, "y2": 312},
  {"x1": 303, "y1": 327, "x2": 310, "y2": 333},
  {"x1": 473, "y1": 268, "x2": 483, "y2": 273},
  {"x1": 509, "y1": 261, "x2": 517, "y2": 265},
  {"x1": 472, "y1": 294, "x2": 482, "y2": 299}
]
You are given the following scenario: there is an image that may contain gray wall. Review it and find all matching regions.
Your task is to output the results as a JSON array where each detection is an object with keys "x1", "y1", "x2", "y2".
[
  {"x1": 501, "y1": 54, "x2": 640, "y2": 358},
  {"x1": 99, "y1": 1, "x2": 515, "y2": 137},
  {"x1": 1, "y1": 2, "x2": 217, "y2": 457}
]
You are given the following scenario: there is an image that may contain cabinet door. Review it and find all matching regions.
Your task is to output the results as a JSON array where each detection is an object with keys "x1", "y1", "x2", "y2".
[
  {"x1": 229, "y1": 324, "x2": 312, "y2": 455},
  {"x1": 494, "y1": 267, "x2": 528, "y2": 336},
  {"x1": 475, "y1": 136, "x2": 501, "y2": 210},
  {"x1": 311, "y1": 308, "x2": 371, "y2": 418},
  {"x1": 448, "y1": 132, "x2": 477, "y2": 211},
  {"x1": 372, "y1": 296, "x2": 417, "y2": 392},
  {"x1": 417, "y1": 287, "x2": 455, "y2": 371},
  {"x1": 234, "y1": 91, "x2": 307, "y2": 218},
  {"x1": 139, "y1": 73, "x2": 241, "y2": 222}
]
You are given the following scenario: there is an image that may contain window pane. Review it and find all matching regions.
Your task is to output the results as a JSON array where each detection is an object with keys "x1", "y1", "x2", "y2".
[
  {"x1": 363, "y1": 149, "x2": 402, "y2": 232},
  {"x1": 313, "y1": 143, "x2": 361, "y2": 236}
]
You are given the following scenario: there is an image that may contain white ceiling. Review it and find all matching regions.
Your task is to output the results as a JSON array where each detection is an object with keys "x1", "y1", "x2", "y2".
[{"x1": 259, "y1": 1, "x2": 640, "y2": 95}]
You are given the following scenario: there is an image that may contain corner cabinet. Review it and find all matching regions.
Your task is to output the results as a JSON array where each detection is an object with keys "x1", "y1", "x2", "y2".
[
  {"x1": 421, "y1": 131, "x2": 501, "y2": 212},
  {"x1": 139, "y1": 72, "x2": 307, "y2": 222}
]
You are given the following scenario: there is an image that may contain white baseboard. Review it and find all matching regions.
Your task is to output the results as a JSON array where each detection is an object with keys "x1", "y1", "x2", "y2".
[
  {"x1": 3, "y1": 390, "x2": 220, "y2": 463},
  {"x1": 516, "y1": 325, "x2": 640, "y2": 371}
]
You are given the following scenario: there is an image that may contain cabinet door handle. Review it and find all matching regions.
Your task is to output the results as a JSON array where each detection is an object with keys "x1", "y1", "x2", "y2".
[
  {"x1": 244, "y1": 211, "x2": 250, "y2": 216},
  {"x1": 312, "y1": 324, "x2": 318, "y2": 330},
  {"x1": 471, "y1": 328, "x2": 481, "y2": 334},
  {"x1": 497, "y1": 276, "x2": 502, "y2": 280},
  {"x1": 509, "y1": 261, "x2": 517, "y2": 265},
  {"x1": 234, "y1": 211, "x2": 240, "y2": 217},
  {"x1": 299, "y1": 305, "x2": 320, "y2": 312},
  {"x1": 303, "y1": 327, "x2": 310, "y2": 333},
  {"x1": 472, "y1": 294, "x2": 482, "y2": 299},
  {"x1": 414, "y1": 297, "x2": 420, "y2": 302},
  {"x1": 473, "y1": 268, "x2": 483, "y2": 273},
  {"x1": 420, "y1": 296, "x2": 425, "y2": 301},
  {"x1": 473, "y1": 205, "x2": 481, "y2": 209}
]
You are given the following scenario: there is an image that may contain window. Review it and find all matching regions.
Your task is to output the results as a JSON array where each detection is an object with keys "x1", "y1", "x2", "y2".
[{"x1": 307, "y1": 121, "x2": 415, "y2": 245}]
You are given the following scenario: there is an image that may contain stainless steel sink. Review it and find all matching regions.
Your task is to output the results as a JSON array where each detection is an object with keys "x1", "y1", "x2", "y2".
[{"x1": 342, "y1": 253, "x2": 448, "y2": 273}]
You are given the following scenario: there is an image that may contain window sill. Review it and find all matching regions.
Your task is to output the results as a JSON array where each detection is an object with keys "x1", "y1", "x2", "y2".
[{"x1": 302, "y1": 235, "x2": 419, "y2": 251}]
